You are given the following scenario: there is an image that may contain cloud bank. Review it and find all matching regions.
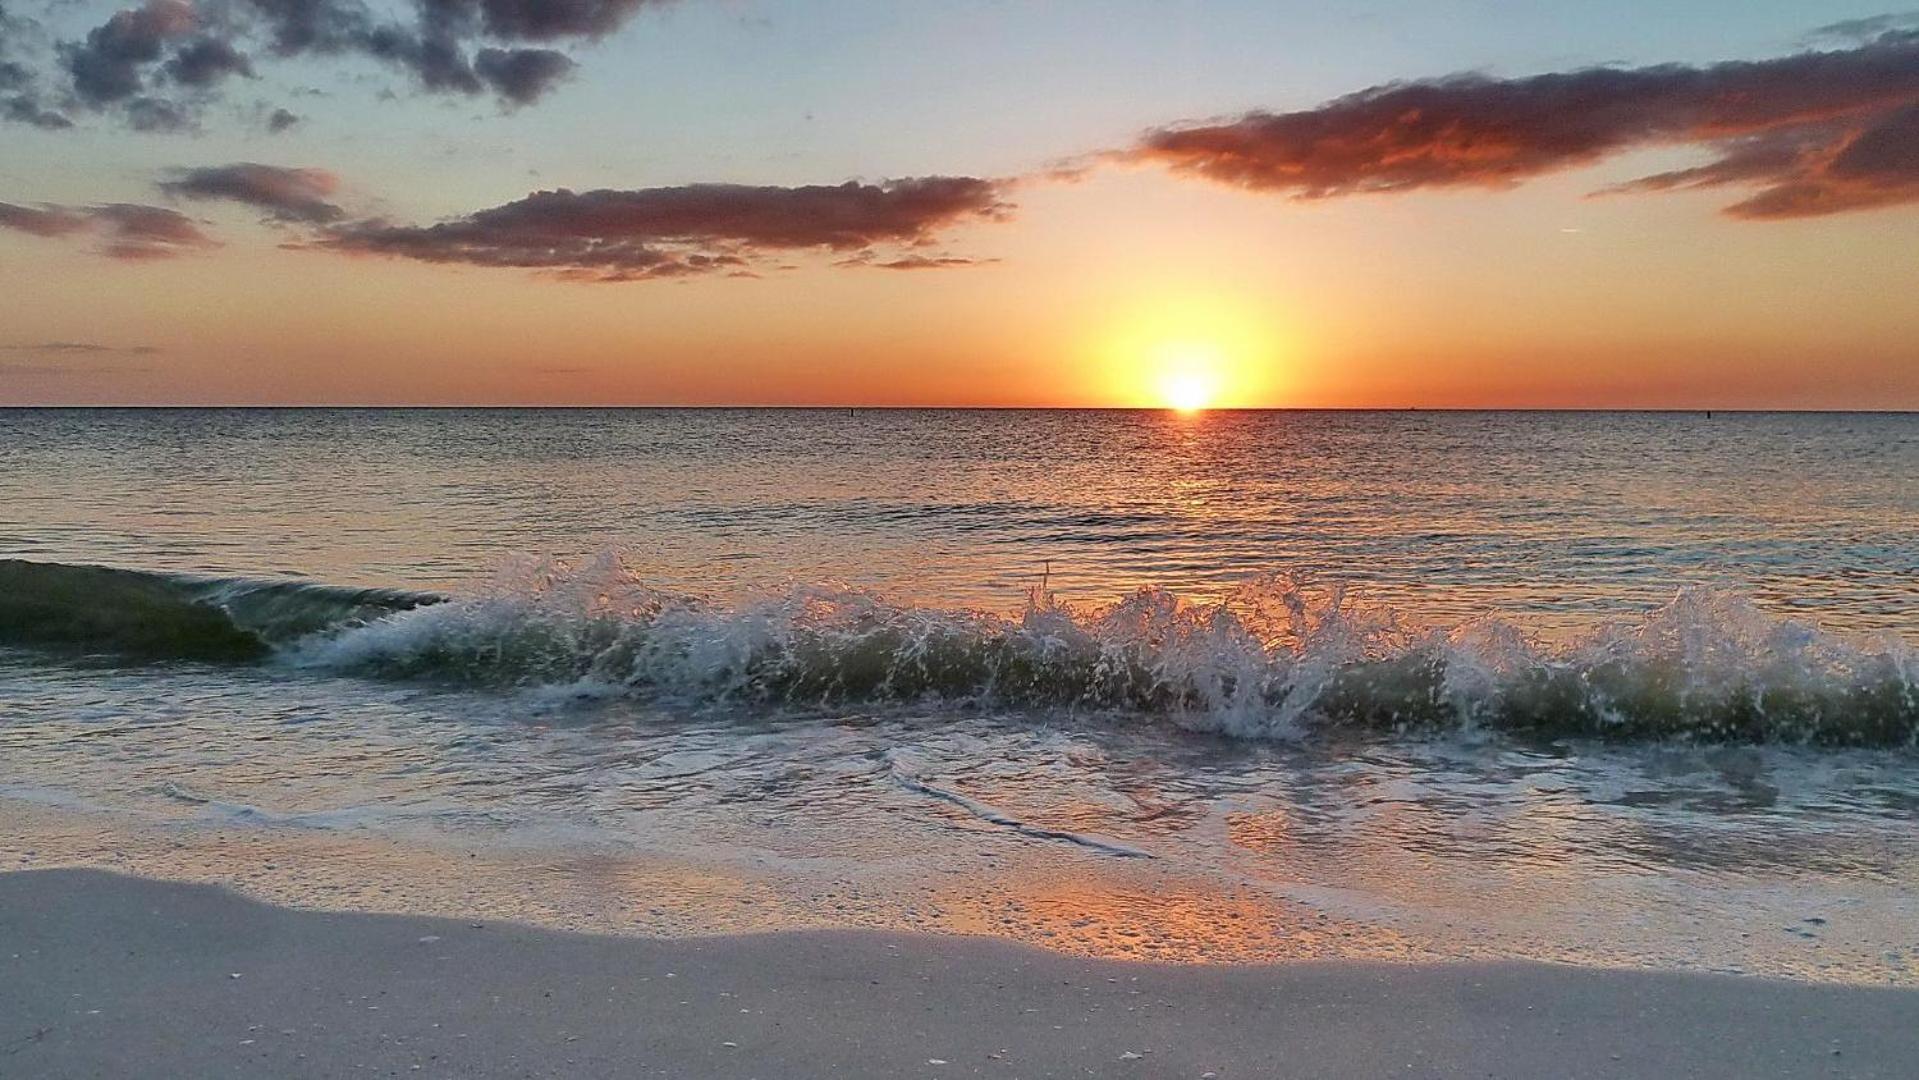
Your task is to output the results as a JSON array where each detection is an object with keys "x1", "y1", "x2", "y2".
[
  {"x1": 310, "y1": 177, "x2": 1012, "y2": 280},
  {"x1": 1, "y1": 0, "x2": 676, "y2": 130},
  {"x1": 1123, "y1": 29, "x2": 1919, "y2": 219}
]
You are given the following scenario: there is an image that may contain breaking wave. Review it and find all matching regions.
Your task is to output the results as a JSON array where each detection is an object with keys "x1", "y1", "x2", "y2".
[
  {"x1": 3, "y1": 556, "x2": 1914, "y2": 745},
  {"x1": 0, "y1": 559, "x2": 434, "y2": 661}
]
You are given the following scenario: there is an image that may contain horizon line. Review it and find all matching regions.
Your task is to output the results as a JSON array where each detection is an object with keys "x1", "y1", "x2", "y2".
[{"x1": 1, "y1": 405, "x2": 1916, "y2": 415}]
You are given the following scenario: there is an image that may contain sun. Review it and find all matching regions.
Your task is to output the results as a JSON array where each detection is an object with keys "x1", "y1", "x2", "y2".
[
  {"x1": 1094, "y1": 294, "x2": 1280, "y2": 410},
  {"x1": 1152, "y1": 341, "x2": 1226, "y2": 412},
  {"x1": 1159, "y1": 368, "x2": 1219, "y2": 412}
]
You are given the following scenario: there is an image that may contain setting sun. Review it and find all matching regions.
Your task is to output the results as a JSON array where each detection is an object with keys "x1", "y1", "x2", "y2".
[
  {"x1": 1161, "y1": 372, "x2": 1217, "y2": 412},
  {"x1": 1092, "y1": 294, "x2": 1283, "y2": 409},
  {"x1": 1156, "y1": 347, "x2": 1224, "y2": 411}
]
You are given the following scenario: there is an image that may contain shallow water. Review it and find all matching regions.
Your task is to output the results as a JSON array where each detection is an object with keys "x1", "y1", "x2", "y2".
[{"x1": 1, "y1": 409, "x2": 1915, "y2": 982}]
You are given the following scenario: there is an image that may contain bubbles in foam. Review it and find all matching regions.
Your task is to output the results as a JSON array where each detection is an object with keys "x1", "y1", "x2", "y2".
[{"x1": 288, "y1": 552, "x2": 1918, "y2": 746}]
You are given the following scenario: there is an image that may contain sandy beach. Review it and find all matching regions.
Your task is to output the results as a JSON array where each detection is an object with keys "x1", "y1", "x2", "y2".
[{"x1": 2, "y1": 868, "x2": 1914, "y2": 1079}]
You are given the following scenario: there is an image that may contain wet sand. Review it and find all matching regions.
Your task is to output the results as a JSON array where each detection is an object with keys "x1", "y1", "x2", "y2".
[{"x1": 3, "y1": 869, "x2": 1914, "y2": 1079}]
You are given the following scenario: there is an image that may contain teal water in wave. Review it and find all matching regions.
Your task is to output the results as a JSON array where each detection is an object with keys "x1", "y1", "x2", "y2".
[{"x1": 1, "y1": 409, "x2": 1916, "y2": 980}]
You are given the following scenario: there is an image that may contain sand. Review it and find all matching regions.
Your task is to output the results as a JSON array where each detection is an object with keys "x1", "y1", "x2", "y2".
[{"x1": 2, "y1": 869, "x2": 1914, "y2": 1079}]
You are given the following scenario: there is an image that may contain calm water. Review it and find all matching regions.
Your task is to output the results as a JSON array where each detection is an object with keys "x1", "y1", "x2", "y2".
[
  {"x1": 4, "y1": 408, "x2": 1916, "y2": 626},
  {"x1": 1, "y1": 409, "x2": 1916, "y2": 982}
]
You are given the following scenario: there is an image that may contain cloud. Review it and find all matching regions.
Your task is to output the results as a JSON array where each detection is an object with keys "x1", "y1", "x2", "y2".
[
  {"x1": 236, "y1": 0, "x2": 650, "y2": 103},
  {"x1": 446, "y1": 0, "x2": 666, "y2": 42},
  {"x1": 473, "y1": 46, "x2": 573, "y2": 105},
  {"x1": 124, "y1": 93, "x2": 194, "y2": 131},
  {"x1": 61, "y1": 0, "x2": 196, "y2": 105},
  {"x1": 310, "y1": 176, "x2": 1012, "y2": 281},
  {"x1": 158, "y1": 163, "x2": 345, "y2": 223},
  {"x1": 1598, "y1": 103, "x2": 1919, "y2": 218},
  {"x1": 0, "y1": 200, "x2": 217, "y2": 258},
  {"x1": 163, "y1": 36, "x2": 254, "y2": 87},
  {"x1": 0, "y1": 0, "x2": 671, "y2": 130},
  {"x1": 841, "y1": 252, "x2": 995, "y2": 271},
  {"x1": 3, "y1": 95, "x2": 70, "y2": 127},
  {"x1": 0, "y1": 1, "x2": 73, "y2": 128},
  {"x1": 266, "y1": 106, "x2": 300, "y2": 132},
  {"x1": 0, "y1": 341, "x2": 162, "y2": 354},
  {"x1": 1122, "y1": 28, "x2": 1919, "y2": 219},
  {"x1": 1806, "y1": 12, "x2": 1919, "y2": 44},
  {"x1": 0, "y1": 201, "x2": 89, "y2": 236}
]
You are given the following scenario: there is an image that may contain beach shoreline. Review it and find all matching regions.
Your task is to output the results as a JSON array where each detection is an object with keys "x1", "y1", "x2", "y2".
[{"x1": 4, "y1": 868, "x2": 1915, "y2": 1079}]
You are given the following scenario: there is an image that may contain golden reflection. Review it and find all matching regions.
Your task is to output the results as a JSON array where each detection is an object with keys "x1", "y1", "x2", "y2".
[{"x1": 942, "y1": 872, "x2": 1425, "y2": 963}]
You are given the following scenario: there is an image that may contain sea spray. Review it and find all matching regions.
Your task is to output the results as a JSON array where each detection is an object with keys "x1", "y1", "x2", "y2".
[
  {"x1": 282, "y1": 554, "x2": 1918, "y2": 745},
  {"x1": 0, "y1": 556, "x2": 1909, "y2": 744}
]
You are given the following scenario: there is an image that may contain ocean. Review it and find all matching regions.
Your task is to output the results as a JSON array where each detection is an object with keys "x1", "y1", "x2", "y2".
[{"x1": 2, "y1": 408, "x2": 1916, "y2": 982}]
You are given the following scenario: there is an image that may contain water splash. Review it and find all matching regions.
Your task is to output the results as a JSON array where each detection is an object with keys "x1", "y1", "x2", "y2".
[{"x1": 285, "y1": 554, "x2": 1917, "y2": 746}]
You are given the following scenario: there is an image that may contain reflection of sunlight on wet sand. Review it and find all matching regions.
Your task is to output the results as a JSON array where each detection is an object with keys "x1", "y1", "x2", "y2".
[
  {"x1": 0, "y1": 796, "x2": 1423, "y2": 965},
  {"x1": 8, "y1": 793, "x2": 1916, "y2": 985},
  {"x1": 0, "y1": 798, "x2": 833, "y2": 938},
  {"x1": 941, "y1": 871, "x2": 1430, "y2": 964}
]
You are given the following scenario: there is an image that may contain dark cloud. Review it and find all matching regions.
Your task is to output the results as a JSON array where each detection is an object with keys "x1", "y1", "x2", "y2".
[
  {"x1": 0, "y1": 200, "x2": 216, "y2": 259},
  {"x1": 234, "y1": 0, "x2": 655, "y2": 102},
  {"x1": 1, "y1": 2, "x2": 73, "y2": 128},
  {"x1": 4, "y1": 92, "x2": 71, "y2": 128},
  {"x1": 5, "y1": 0, "x2": 668, "y2": 131},
  {"x1": 245, "y1": 0, "x2": 363, "y2": 56},
  {"x1": 474, "y1": 46, "x2": 572, "y2": 105},
  {"x1": 353, "y1": 24, "x2": 483, "y2": 95},
  {"x1": 158, "y1": 163, "x2": 345, "y2": 224},
  {"x1": 266, "y1": 105, "x2": 300, "y2": 131},
  {"x1": 62, "y1": 0, "x2": 195, "y2": 105},
  {"x1": 228, "y1": 0, "x2": 610, "y2": 105},
  {"x1": 311, "y1": 177, "x2": 1012, "y2": 281},
  {"x1": 456, "y1": 0, "x2": 667, "y2": 43},
  {"x1": 125, "y1": 93, "x2": 194, "y2": 130},
  {"x1": 1124, "y1": 29, "x2": 1919, "y2": 219},
  {"x1": 164, "y1": 36, "x2": 254, "y2": 87}
]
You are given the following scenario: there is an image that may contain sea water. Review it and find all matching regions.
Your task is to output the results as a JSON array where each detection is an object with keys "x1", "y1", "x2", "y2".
[{"x1": 1, "y1": 408, "x2": 1915, "y2": 981}]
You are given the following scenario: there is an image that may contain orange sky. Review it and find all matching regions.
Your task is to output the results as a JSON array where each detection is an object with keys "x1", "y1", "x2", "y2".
[{"x1": 3, "y1": 3, "x2": 1915, "y2": 408}]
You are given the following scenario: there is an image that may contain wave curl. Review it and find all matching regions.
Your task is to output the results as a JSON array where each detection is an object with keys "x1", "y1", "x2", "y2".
[
  {"x1": 3, "y1": 556, "x2": 1912, "y2": 745},
  {"x1": 286, "y1": 554, "x2": 1917, "y2": 746}
]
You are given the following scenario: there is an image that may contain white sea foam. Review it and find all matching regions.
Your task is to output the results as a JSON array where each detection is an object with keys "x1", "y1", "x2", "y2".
[{"x1": 287, "y1": 553, "x2": 1918, "y2": 744}]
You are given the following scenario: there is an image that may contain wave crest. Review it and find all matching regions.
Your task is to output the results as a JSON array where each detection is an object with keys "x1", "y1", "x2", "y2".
[{"x1": 289, "y1": 554, "x2": 1918, "y2": 746}]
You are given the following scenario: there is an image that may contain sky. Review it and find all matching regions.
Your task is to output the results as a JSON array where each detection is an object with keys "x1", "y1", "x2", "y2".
[{"x1": 1, "y1": 0, "x2": 1916, "y2": 407}]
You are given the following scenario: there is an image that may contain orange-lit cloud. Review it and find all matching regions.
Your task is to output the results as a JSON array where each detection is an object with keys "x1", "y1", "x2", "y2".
[
  {"x1": 1123, "y1": 30, "x2": 1919, "y2": 219},
  {"x1": 1601, "y1": 105, "x2": 1919, "y2": 219},
  {"x1": 310, "y1": 177, "x2": 1013, "y2": 281}
]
